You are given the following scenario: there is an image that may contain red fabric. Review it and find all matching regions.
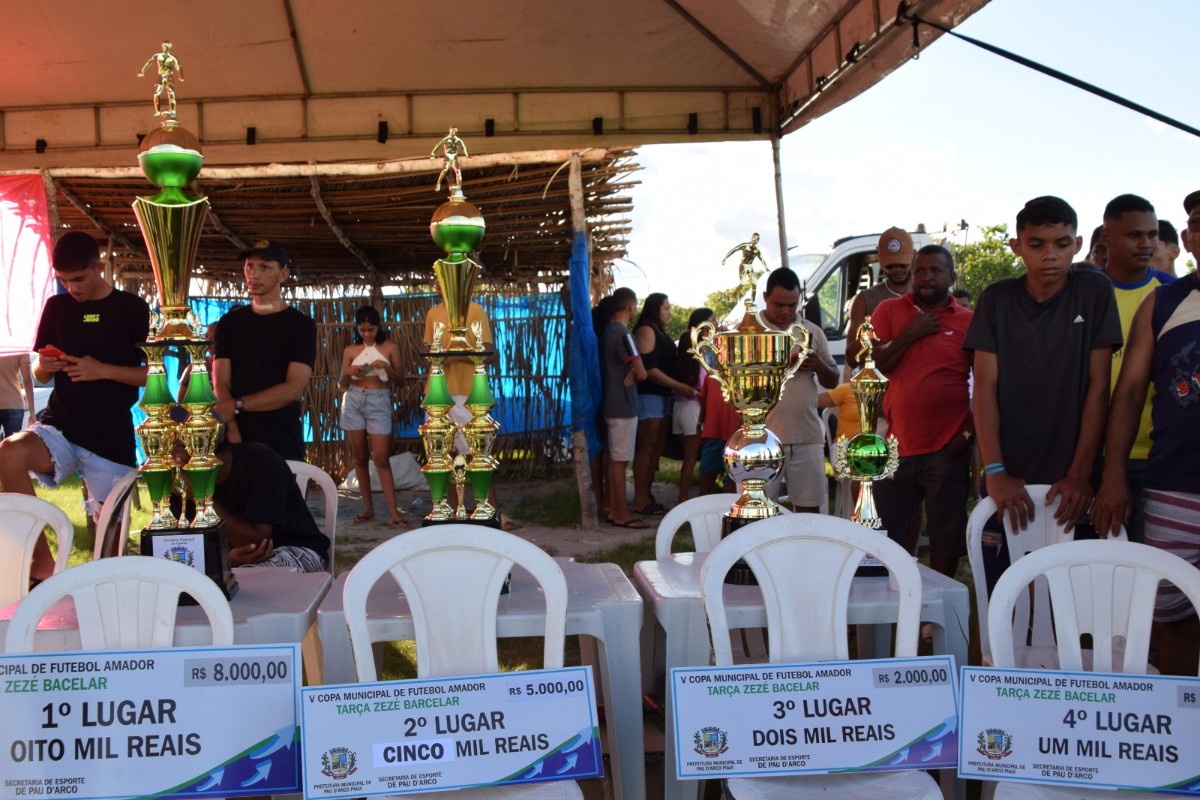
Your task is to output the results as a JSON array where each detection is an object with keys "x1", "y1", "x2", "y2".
[
  {"x1": 700, "y1": 372, "x2": 740, "y2": 440},
  {"x1": 872, "y1": 294, "x2": 973, "y2": 456},
  {"x1": 0, "y1": 175, "x2": 54, "y2": 356}
]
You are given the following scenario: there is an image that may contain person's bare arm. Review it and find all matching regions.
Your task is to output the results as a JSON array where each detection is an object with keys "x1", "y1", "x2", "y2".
[
  {"x1": 56, "y1": 354, "x2": 147, "y2": 387},
  {"x1": 336, "y1": 347, "x2": 356, "y2": 392},
  {"x1": 844, "y1": 294, "x2": 868, "y2": 368},
  {"x1": 818, "y1": 391, "x2": 835, "y2": 409},
  {"x1": 1092, "y1": 296, "x2": 1155, "y2": 537},
  {"x1": 1047, "y1": 346, "x2": 1113, "y2": 530},
  {"x1": 214, "y1": 362, "x2": 312, "y2": 420},
  {"x1": 974, "y1": 350, "x2": 1035, "y2": 529},
  {"x1": 212, "y1": 357, "x2": 241, "y2": 440},
  {"x1": 18, "y1": 355, "x2": 35, "y2": 420}
]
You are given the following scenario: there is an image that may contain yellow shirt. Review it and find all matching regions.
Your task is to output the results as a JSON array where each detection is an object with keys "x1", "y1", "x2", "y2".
[
  {"x1": 1110, "y1": 273, "x2": 1168, "y2": 460},
  {"x1": 826, "y1": 382, "x2": 862, "y2": 440},
  {"x1": 423, "y1": 301, "x2": 493, "y2": 396}
]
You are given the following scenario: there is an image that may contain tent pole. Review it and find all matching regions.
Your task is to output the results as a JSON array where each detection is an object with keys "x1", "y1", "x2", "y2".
[
  {"x1": 771, "y1": 134, "x2": 789, "y2": 269},
  {"x1": 567, "y1": 153, "x2": 600, "y2": 529}
]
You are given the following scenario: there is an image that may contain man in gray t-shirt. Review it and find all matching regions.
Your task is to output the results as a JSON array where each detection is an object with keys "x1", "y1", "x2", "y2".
[{"x1": 601, "y1": 288, "x2": 647, "y2": 528}]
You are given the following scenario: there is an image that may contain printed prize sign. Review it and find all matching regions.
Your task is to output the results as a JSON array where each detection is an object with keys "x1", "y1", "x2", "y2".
[
  {"x1": 959, "y1": 666, "x2": 1200, "y2": 794},
  {"x1": 670, "y1": 656, "x2": 958, "y2": 779},
  {"x1": 0, "y1": 644, "x2": 302, "y2": 800},
  {"x1": 300, "y1": 666, "x2": 602, "y2": 798}
]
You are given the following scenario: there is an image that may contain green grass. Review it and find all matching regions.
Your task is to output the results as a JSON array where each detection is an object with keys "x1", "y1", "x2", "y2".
[
  {"x1": 33, "y1": 475, "x2": 152, "y2": 566},
  {"x1": 508, "y1": 483, "x2": 581, "y2": 528}
]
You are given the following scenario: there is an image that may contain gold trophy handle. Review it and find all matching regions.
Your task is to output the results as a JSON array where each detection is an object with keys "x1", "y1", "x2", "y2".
[
  {"x1": 783, "y1": 322, "x2": 813, "y2": 379},
  {"x1": 689, "y1": 320, "x2": 725, "y2": 389}
]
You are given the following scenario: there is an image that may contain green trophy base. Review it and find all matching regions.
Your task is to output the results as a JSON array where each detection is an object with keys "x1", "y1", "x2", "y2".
[{"x1": 140, "y1": 524, "x2": 238, "y2": 602}]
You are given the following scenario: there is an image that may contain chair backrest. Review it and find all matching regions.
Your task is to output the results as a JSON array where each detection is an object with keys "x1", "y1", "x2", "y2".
[
  {"x1": 700, "y1": 514, "x2": 922, "y2": 665},
  {"x1": 3, "y1": 556, "x2": 235, "y2": 652},
  {"x1": 655, "y1": 494, "x2": 791, "y2": 558},
  {"x1": 988, "y1": 540, "x2": 1200, "y2": 674},
  {"x1": 342, "y1": 525, "x2": 568, "y2": 680},
  {"x1": 92, "y1": 470, "x2": 140, "y2": 559},
  {"x1": 0, "y1": 494, "x2": 75, "y2": 607},
  {"x1": 287, "y1": 460, "x2": 337, "y2": 567},
  {"x1": 967, "y1": 486, "x2": 1126, "y2": 662},
  {"x1": 821, "y1": 405, "x2": 838, "y2": 457}
]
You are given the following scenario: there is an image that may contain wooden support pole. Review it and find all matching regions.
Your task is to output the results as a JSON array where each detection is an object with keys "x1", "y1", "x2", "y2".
[{"x1": 568, "y1": 153, "x2": 599, "y2": 529}]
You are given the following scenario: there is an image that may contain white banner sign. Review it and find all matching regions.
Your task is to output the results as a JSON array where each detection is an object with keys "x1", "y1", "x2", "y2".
[
  {"x1": 300, "y1": 666, "x2": 602, "y2": 798},
  {"x1": 0, "y1": 644, "x2": 302, "y2": 800},
  {"x1": 669, "y1": 656, "x2": 958, "y2": 779},
  {"x1": 959, "y1": 666, "x2": 1200, "y2": 793}
]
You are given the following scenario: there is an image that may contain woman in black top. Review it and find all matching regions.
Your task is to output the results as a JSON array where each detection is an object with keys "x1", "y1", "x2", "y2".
[{"x1": 631, "y1": 293, "x2": 699, "y2": 515}]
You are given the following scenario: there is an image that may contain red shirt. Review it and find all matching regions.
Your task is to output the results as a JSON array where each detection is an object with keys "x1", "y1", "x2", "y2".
[
  {"x1": 700, "y1": 373, "x2": 740, "y2": 440},
  {"x1": 871, "y1": 294, "x2": 973, "y2": 456}
]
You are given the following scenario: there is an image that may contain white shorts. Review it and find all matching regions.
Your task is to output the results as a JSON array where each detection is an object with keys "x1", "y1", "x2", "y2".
[
  {"x1": 766, "y1": 442, "x2": 828, "y2": 512},
  {"x1": 28, "y1": 423, "x2": 136, "y2": 518},
  {"x1": 672, "y1": 398, "x2": 701, "y2": 436},
  {"x1": 606, "y1": 417, "x2": 637, "y2": 462}
]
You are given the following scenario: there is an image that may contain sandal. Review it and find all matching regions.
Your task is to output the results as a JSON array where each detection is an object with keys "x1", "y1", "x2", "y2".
[
  {"x1": 606, "y1": 517, "x2": 651, "y2": 529},
  {"x1": 351, "y1": 514, "x2": 374, "y2": 525},
  {"x1": 635, "y1": 501, "x2": 667, "y2": 516}
]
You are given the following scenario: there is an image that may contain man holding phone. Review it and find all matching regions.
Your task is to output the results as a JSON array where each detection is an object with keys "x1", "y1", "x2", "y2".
[{"x1": 0, "y1": 232, "x2": 149, "y2": 581}]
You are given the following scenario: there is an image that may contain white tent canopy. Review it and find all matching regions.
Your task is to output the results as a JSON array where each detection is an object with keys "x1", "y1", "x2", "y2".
[{"x1": 0, "y1": 0, "x2": 987, "y2": 169}]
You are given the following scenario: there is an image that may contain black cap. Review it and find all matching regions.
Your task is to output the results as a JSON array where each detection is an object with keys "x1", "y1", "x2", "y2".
[
  {"x1": 1184, "y1": 191, "x2": 1200, "y2": 216},
  {"x1": 238, "y1": 239, "x2": 288, "y2": 269}
]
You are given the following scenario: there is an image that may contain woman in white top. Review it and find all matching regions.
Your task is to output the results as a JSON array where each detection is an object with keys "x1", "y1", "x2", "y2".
[{"x1": 338, "y1": 306, "x2": 407, "y2": 527}]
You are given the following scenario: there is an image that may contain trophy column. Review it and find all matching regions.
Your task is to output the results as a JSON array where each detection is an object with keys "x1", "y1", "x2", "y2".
[
  {"x1": 129, "y1": 53, "x2": 235, "y2": 597},
  {"x1": 417, "y1": 130, "x2": 503, "y2": 528},
  {"x1": 688, "y1": 236, "x2": 813, "y2": 584}
]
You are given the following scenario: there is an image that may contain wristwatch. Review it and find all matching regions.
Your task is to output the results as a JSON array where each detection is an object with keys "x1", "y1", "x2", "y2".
[{"x1": 234, "y1": 398, "x2": 244, "y2": 415}]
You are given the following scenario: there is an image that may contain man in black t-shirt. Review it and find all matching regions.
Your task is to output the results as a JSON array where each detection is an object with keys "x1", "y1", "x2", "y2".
[
  {"x1": 173, "y1": 435, "x2": 329, "y2": 572},
  {"x1": 213, "y1": 240, "x2": 316, "y2": 462},
  {"x1": 0, "y1": 232, "x2": 149, "y2": 579}
]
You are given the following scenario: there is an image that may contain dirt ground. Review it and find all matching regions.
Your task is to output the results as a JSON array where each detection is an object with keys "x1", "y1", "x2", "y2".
[{"x1": 329, "y1": 476, "x2": 663, "y2": 568}]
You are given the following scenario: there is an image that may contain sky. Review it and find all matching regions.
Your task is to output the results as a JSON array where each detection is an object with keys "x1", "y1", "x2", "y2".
[{"x1": 617, "y1": 0, "x2": 1198, "y2": 307}]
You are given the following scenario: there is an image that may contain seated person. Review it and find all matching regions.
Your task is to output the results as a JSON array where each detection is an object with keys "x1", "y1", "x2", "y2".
[{"x1": 173, "y1": 430, "x2": 329, "y2": 572}]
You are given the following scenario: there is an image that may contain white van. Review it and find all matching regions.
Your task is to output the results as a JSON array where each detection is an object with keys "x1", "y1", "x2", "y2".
[{"x1": 790, "y1": 231, "x2": 935, "y2": 367}]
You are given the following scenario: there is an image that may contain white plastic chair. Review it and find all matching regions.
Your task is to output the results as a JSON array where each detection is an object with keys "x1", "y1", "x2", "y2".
[
  {"x1": 341, "y1": 525, "x2": 581, "y2": 800},
  {"x1": 986, "y1": 540, "x2": 1200, "y2": 800},
  {"x1": 287, "y1": 460, "x2": 337, "y2": 568},
  {"x1": 3, "y1": 556, "x2": 234, "y2": 652},
  {"x1": 0, "y1": 494, "x2": 75, "y2": 607},
  {"x1": 700, "y1": 514, "x2": 940, "y2": 800},
  {"x1": 92, "y1": 469, "x2": 140, "y2": 559},
  {"x1": 655, "y1": 494, "x2": 791, "y2": 558},
  {"x1": 967, "y1": 486, "x2": 1127, "y2": 668}
]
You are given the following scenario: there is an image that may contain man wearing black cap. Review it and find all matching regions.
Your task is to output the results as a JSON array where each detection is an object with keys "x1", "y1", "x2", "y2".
[
  {"x1": 0, "y1": 231, "x2": 149, "y2": 580},
  {"x1": 846, "y1": 227, "x2": 915, "y2": 371},
  {"x1": 213, "y1": 240, "x2": 316, "y2": 462}
]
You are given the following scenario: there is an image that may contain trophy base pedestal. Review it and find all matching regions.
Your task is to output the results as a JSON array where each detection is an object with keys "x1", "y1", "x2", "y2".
[
  {"x1": 420, "y1": 516, "x2": 502, "y2": 530},
  {"x1": 140, "y1": 524, "x2": 239, "y2": 602},
  {"x1": 721, "y1": 514, "x2": 761, "y2": 585}
]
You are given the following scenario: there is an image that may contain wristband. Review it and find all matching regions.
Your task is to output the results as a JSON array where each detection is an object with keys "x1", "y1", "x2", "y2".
[{"x1": 984, "y1": 462, "x2": 1006, "y2": 476}]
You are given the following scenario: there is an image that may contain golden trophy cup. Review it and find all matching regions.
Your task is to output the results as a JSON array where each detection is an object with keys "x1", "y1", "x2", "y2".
[
  {"x1": 834, "y1": 317, "x2": 900, "y2": 530},
  {"x1": 132, "y1": 43, "x2": 235, "y2": 597},
  {"x1": 689, "y1": 239, "x2": 812, "y2": 582},
  {"x1": 419, "y1": 129, "x2": 502, "y2": 526}
]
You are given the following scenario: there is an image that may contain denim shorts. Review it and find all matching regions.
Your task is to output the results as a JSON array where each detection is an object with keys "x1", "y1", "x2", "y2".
[
  {"x1": 29, "y1": 423, "x2": 135, "y2": 517},
  {"x1": 637, "y1": 393, "x2": 672, "y2": 420},
  {"x1": 339, "y1": 387, "x2": 393, "y2": 436}
]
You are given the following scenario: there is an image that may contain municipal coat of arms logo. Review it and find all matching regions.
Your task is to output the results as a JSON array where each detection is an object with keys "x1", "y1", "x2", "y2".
[
  {"x1": 977, "y1": 728, "x2": 1013, "y2": 760},
  {"x1": 165, "y1": 545, "x2": 194, "y2": 567},
  {"x1": 321, "y1": 746, "x2": 358, "y2": 779},
  {"x1": 694, "y1": 726, "x2": 729, "y2": 758}
]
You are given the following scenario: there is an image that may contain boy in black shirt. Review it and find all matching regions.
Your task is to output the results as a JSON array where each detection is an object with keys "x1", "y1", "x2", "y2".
[{"x1": 0, "y1": 232, "x2": 149, "y2": 580}]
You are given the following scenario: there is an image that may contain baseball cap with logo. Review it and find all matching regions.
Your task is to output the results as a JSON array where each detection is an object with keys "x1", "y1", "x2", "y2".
[
  {"x1": 877, "y1": 227, "x2": 914, "y2": 267},
  {"x1": 238, "y1": 239, "x2": 289, "y2": 269}
]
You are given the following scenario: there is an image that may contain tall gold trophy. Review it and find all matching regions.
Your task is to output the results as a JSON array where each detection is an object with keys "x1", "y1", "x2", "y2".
[
  {"x1": 690, "y1": 237, "x2": 812, "y2": 582},
  {"x1": 418, "y1": 129, "x2": 501, "y2": 526},
  {"x1": 132, "y1": 43, "x2": 236, "y2": 597},
  {"x1": 834, "y1": 317, "x2": 899, "y2": 529}
]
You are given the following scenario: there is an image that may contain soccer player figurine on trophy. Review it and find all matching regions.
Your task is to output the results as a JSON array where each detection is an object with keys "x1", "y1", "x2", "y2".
[
  {"x1": 418, "y1": 128, "x2": 502, "y2": 526},
  {"x1": 132, "y1": 43, "x2": 236, "y2": 597}
]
